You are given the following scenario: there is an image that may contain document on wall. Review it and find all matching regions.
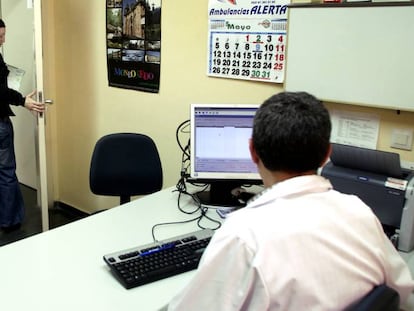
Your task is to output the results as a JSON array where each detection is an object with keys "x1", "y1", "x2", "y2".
[
  {"x1": 7, "y1": 65, "x2": 25, "y2": 92},
  {"x1": 207, "y1": 0, "x2": 289, "y2": 83},
  {"x1": 330, "y1": 110, "x2": 379, "y2": 149}
]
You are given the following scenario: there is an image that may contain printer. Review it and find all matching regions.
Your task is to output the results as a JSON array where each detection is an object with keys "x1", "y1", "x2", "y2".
[{"x1": 321, "y1": 143, "x2": 414, "y2": 252}]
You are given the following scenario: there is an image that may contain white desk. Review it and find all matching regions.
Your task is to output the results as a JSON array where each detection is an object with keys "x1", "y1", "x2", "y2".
[
  {"x1": 1, "y1": 187, "x2": 414, "y2": 310},
  {"x1": 0, "y1": 187, "x2": 214, "y2": 311}
]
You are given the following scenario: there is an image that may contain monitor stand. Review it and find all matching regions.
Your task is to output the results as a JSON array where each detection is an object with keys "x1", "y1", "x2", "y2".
[{"x1": 195, "y1": 181, "x2": 252, "y2": 208}]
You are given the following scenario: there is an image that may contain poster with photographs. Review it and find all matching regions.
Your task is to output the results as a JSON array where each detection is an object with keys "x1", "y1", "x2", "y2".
[{"x1": 106, "y1": 0, "x2": 161, "y2": 93}]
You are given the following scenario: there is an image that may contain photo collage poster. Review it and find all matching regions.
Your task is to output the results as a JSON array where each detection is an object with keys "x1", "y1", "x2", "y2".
[
  {"x1": 106, "y1": 0, "x2": 161, "y2": 93},
  {"x1": 207, "y1": 0, "x2": 289, "y2": 83}
]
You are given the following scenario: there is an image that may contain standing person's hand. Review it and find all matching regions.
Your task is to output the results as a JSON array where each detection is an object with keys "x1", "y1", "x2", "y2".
[{"x1": 24, "y1": 90, "x2": 45, "y2": 112}]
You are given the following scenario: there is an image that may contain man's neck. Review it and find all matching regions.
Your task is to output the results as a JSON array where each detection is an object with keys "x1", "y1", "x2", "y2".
[{"x1": 262, "y1": 169, "x2": 316, "y2": 188}]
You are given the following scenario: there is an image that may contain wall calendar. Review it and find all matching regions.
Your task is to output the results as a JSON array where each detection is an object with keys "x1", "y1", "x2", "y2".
[{"x1": 207, "y1": 0, "x2": 289, "y2": 84}]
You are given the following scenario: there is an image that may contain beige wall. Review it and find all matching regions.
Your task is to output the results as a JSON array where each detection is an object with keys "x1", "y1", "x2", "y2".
[{"x1": 42, "y1": 1, "x2": 414, "y2": 213}]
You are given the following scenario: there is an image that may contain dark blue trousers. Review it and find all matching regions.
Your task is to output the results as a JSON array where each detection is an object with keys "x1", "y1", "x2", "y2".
[{"x1": 0, "y1": 117, "x2": 24, "y2": 227}]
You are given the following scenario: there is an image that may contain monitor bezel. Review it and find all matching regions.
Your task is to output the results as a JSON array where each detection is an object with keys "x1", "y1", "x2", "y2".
[{"x1": 189, "y1": 103, "x2": 262, "y2": 183}]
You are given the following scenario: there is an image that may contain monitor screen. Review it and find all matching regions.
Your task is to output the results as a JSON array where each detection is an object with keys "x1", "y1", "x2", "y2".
[{"x1": 190, "y1": 104, "x2": 261, "y2": 207}]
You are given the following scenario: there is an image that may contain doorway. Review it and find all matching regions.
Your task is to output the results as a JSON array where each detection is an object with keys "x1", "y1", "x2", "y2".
[
  {"x1": 1, "y1": 0, "x2": 38, "y2": 189},
  {"x1": 0, "y1": 0, "x2": 51, "y2": 231}
]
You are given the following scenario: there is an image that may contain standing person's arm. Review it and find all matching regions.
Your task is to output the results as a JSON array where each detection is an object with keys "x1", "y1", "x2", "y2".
[
  {"x1": 0, "y1": 87, "x2": 45, "y2": 113},
  {"x1": 23, "y1": 90, "x2": 44, "y2": 113},
  {"x1": 0, "y1": 54, "x2": 44, "y2": 112}
]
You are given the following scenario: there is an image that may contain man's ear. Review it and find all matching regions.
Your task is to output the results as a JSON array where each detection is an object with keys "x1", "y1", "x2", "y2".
[
  {"x1": 321, "y1": 143, "x2": 332, "y2": 167},
  {"x1": 249, "y1": 139, "x2": 259, "y2": 164}
]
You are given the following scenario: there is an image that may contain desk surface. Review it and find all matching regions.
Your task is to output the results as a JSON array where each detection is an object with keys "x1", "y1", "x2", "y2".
[
  {"x1": 0, "y1": 187, "x2": 214, "y2": 310},
  {"x1": 1, "y1": 187, "x2": 414, "y2": 310}
]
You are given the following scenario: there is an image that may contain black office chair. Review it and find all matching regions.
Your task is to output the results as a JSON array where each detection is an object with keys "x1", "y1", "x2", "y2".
[
  {"x1": 345, "y1": 284, "x2": 400, "y2": 311},
  {"x1": 89, "y1": 133, "x2": 163, "y2": 205}
]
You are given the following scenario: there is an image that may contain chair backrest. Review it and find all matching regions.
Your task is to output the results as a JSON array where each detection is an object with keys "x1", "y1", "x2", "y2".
[
  {"x1": 344, "y1": 284, "x2": 400, "y2": 311},
  {"x1": 89, "y1": 133, "x2": 163, "y2": 204}
]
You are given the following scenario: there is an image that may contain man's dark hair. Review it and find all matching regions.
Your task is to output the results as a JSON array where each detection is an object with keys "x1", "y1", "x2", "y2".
[
  {"x1": 252, "y1": 91, "x2": 331, "y2": 173},
  {"x1": 0, "y1": 19, "x2": 5, "y2": 28}
]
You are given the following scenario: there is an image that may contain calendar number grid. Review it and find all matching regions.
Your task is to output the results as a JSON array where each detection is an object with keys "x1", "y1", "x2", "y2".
[{"x1": 208, "y1": 31, "x2": 286, "y2": 83}]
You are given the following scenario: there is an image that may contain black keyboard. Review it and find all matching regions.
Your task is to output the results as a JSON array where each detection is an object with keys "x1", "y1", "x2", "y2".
[{"x1": 103, "y1": 229, "x2": 214, "y2": 289}]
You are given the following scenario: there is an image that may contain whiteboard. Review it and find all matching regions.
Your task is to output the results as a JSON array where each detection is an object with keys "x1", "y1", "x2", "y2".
[{"x1": 284, "y1": 3, "x2": 414, "y2": 112}]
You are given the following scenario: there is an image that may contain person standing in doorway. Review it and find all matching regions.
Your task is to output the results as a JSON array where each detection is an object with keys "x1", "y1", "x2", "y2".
[{"x1": 0, "y1": 18, "x2": 45, "y2": 232}]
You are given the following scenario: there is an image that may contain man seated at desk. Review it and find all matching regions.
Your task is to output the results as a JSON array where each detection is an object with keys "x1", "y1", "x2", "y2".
[{"x1": 162, "y1": 92, "x2": 414, "y2": 310}]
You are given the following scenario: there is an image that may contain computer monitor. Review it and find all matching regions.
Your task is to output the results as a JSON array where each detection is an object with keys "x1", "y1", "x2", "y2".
[{"x1": 190, "y1": 103, "x2": 262, "y2": 207}]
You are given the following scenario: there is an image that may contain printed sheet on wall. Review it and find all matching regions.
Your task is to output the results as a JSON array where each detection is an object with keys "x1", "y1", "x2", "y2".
[
  {"x1": 207, "y1": 0, "x2": 289, "y2": 83},
  {"x1": 106, "y1": 0, "x2": 161, "y2": 93}
]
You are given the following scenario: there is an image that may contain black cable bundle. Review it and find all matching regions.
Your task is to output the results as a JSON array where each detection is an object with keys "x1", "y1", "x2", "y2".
[{"x1": 150, "y1": 119, "x2": 221, "y2": 242}]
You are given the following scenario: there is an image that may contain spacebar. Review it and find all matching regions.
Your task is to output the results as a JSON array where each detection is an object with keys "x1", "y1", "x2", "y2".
[
  {"x1": 145, "y1": 261, "x2": 197, "y2": 281},
  {"x1": 146, "y1": 265, "x2": 179, "y2": 279}
]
